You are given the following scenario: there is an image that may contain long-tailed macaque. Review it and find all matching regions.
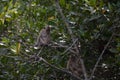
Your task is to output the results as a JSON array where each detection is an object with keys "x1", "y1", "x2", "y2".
[
  {"x1": 67, "y1": 55, "x2": 82, "y2": 77},
  {"x1": 35, "y1": 26, "x2": 50, "y2": 47}
]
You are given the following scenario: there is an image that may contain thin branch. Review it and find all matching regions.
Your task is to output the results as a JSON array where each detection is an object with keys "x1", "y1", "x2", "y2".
[
  {"x1": 36, "y1": 57, "x2": 82, "y2": 80},
  {"x1": 36, "y1": 46, "x2": 44, "y2": 56},
  {"x1": 51, "y1": 42, "x2": 76, "y2": 53},
  {"x1": 89, "y1": 33, "x2": 114, "y2": 80},
  {"x1": 62, "y1": 38, "x2": 78, "y2": 54},
  {"x1": 55, "y1": 0, "x2": 74, "y2": 42},
  {"x1": 55, "y1": 0, "x2": 88, "y2": 80},
  {"x1": 80, "y1": 58, "x2": 88, "y2": 79}
]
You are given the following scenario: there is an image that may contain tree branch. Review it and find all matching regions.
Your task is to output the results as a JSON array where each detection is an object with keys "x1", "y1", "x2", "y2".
[
  {"x1": 50, "y1": 42, "x2": 76, "y2": 53},
  {"x1": 55, "y1": 0, "x2": 88, "y2": 80},
  {"x1": 89, "y1": 33, "x2": 114, "y2": 80},
  {"x1": 62, "y1": 38, "x2": 78, "y2": 54},
  {"x1": 34, "y1": 56, "x2": 82, "y2": 80},
  {"x1": 55, "y1": 0, "x2": 74, "y2": 41}
]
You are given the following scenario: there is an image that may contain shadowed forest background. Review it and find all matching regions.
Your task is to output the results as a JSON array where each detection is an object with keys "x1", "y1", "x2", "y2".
[{"x1": 0, "y1": 0, "x2": 120, "y2": 80}]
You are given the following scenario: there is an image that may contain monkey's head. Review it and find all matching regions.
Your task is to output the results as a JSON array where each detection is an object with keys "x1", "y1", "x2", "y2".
[{"x1": 45, "y1": 25, "x2": 50, "y2": 34}]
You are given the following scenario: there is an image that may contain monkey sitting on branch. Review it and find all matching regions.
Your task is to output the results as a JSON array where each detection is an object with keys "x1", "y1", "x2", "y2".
[{"x1": 35, "y1": 26, "x2": 51, "y2": 47}]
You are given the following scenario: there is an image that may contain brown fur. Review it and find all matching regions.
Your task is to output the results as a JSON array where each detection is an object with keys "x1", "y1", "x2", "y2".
[
  {"x1": 35, "y1": 26, "x2": 50, "y2": 47},
  {"x1": 67, "y1": 55, "x2": 82, "y2": 77}
]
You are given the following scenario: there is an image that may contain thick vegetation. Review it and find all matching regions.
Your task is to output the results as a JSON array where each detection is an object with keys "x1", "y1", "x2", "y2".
[{"x1": 0, "y1": 0, "x2": 119, "y2": 80}]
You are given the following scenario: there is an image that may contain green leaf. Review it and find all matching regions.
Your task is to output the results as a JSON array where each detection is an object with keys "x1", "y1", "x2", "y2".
[
  {"x1": 109, "y1": 48, "x2": 119, "y2": 53},
  {"x1": 60, "y1": 0, "x2": 65, "y2": 7}
]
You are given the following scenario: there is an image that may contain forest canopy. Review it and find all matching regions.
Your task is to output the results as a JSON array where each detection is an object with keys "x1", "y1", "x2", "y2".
[{"x1": 0, "y1": 0, "x2": 120, "y2": 80}]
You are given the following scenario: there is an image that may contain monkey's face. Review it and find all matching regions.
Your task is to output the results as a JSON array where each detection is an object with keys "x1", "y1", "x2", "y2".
[{"x1": 45, "y1": 26, "x2": 50, "y2": 34}]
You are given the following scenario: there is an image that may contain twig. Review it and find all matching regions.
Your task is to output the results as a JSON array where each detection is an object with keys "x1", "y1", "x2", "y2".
[
  {"x1": 36, "y1": 57, "x2": 82, "y2": 80},
  {"x1": 51, "y1": 43, "x2": 76, "y2": 53},
  {"x1": 62, "y1": 38, "x2": 78, "y2": 54},
  {"x1": 80, "y1": 57, "x2": 88, "y2": 80},
  {"x1": 55, "y1": 0, "x2": 74, "y2": 42},
  {"x1": 36, "y1": 46, "x2": 44, "y2": 56},
  {"x1": 55, "y1": 0, "x2": 88, "y2": 80},
  {"x1": 89, "y1": 33, "x2": 114, "y2": 80}
]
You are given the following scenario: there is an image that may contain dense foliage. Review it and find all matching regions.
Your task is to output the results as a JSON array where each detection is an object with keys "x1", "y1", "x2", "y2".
[{"x1": 0, "y1": 0, "x2": 120, "y2": 80}]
